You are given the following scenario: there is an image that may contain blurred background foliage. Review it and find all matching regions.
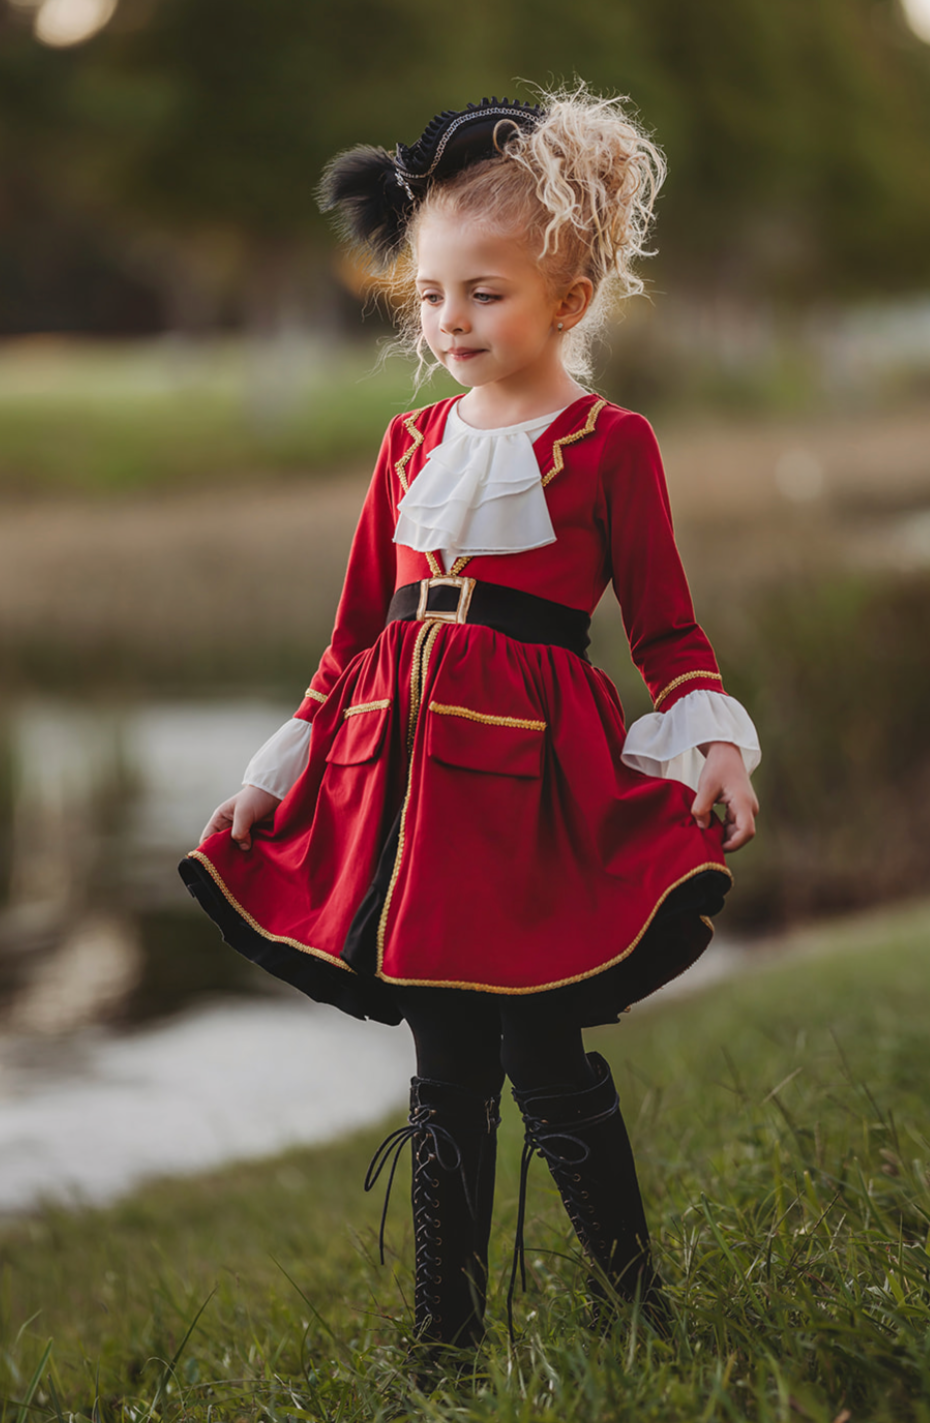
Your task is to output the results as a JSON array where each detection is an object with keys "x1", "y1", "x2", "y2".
[
  {"x1": 2, "y1": 0, "x2": 930, "y2": 335},
  {"x1": 0, "y1": 0, "x2": 929, "y2": 1036}
]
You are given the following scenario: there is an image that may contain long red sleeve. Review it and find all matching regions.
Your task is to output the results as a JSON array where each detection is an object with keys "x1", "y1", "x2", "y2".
[
  {"x1": 601, "y1": 413, "x2": 724, "y2": 712},
  {"x1": 293, "y1": 419, "x2": 400, "y2": 722}
]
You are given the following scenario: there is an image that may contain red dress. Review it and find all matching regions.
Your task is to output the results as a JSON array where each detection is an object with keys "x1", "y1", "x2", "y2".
[{"x1": 180, "y1": 394, "x2": 733, "y2": 1027}]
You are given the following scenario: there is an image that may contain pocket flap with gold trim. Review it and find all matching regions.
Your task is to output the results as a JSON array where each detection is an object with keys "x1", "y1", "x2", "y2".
[
  {"x1": 426, "y1": 701, "x2": 546, "y2": 778},
  {"x1": 325, "y1": 701, "x2": 391, "y2": 766}
]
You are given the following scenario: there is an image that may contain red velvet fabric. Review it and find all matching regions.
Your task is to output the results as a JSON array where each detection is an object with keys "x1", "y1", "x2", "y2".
[{"x1": 186, "y1": 394, "x2": 731, "y2": 997}]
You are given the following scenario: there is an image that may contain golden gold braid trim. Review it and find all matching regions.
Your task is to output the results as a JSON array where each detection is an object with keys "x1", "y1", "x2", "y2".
[
  {"x1": 393, "y1": 409, "x2": 444, "y2": 574},
  {"x1": 304, "y1": 687, "x2": 328, "y2": 703},
  {"x1": 376, "y1": 860, "x2": 733, "y2": 993},
  {"x1": 378, "y1": 620, "x2": 442, "y2": 967},
  {"x1": 428, "y1": 701, "x2": 546, "y2": 732},
  {"x1": 344, "y1": 699, "x2": 391, "y2": 718},
  {"x1": 394, "y1": 411, "x2": 425, "y2": 494},
  {"x1": 185, "y1": 850, "x2": 353, "y2": 970},
  {"x1": 405, "y1": 620, "x2": 432, "y2": 754},
  {"x1": 653, "y1": 670, "x2": 724, "y2": 711},
  {"x1": 541, "y1": 397, "x2": 607, "y2": 488},
  {"x1": 419, "y1": 619, "x2": 443, "y2": 700}
]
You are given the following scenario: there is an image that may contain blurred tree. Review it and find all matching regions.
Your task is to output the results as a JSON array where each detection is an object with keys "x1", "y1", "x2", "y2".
[
  {"x1": 501, "y1": 0, "x2": 930, "y2": 299},
  {"x1": 0, "y1": 13, "x2": 160, "y2": 332},
  {"x1": 1, "y1": 0, "x2": 929, "y2": 332},
  {"x1": 65, "y1": 0, "x2": 515, "y2": 333}
]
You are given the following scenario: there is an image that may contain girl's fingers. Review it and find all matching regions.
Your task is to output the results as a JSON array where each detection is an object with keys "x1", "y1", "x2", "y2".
[
  {"x1": 690, "y1": 785, "x2": 716, "y2": 829},
  {"x1": 200, "y1": 789, "x2": 278, "y2": 852},
  {"x1": 230, "y1": 801, "x2": 253, "y2": 851},
  {"x1": 200, "y1": 808, "x2": 232, "y2": 842},
  {"x1": 693, "y1": 781, "x2": 758, "y2": 850},
  {"x1": 720, "y1": 795, "x2": 757, "y2": 851}
]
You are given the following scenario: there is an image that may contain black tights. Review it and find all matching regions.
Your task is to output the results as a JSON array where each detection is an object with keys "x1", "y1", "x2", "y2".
[{"x1": 396, "y1": 987, "x2": 594, "y2": 1098}]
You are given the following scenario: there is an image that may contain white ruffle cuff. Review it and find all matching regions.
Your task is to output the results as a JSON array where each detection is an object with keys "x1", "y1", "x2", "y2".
[
  {"x1": 242, "y1": 716, "x2": 312, "y2": 800},
  {"x1": 393, "y1": 404, "x2": 559, "y2": 572},
  {"x1": 620, "y1": 689, "x2": 761, "y2": 792}
]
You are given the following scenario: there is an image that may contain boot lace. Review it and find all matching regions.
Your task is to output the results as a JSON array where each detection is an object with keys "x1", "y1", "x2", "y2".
[
  {"x1": 364, "y1": 1101, "x2": 477, "y2": 1266},
  {"x1": 507, "y1": 1091, "x2": 619, "y2": 1337}
]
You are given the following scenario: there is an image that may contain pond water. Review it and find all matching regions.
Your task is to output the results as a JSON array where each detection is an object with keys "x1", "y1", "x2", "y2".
[
  {"x1": 0, "y1": 696, "x2": 416, "y2": 1213},
  {"x1": 0, "y1": 696, "x2": 297, "y2": 1029}
]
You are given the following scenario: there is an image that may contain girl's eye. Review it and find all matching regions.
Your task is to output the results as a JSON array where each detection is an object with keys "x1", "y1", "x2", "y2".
[
  {"x1": 474, "y1": 292, "x2": 500, "y2": 304},
  {"x1": 420, "y1": 293, "x2": 442, "y2": 304}
]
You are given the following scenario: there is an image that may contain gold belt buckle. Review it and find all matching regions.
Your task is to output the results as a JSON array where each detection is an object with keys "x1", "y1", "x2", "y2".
[{"x1": 416, "y1": 575, "x2": 477, "y2": 624}]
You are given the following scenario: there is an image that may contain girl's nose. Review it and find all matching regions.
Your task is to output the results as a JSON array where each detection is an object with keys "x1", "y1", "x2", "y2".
[{"x1": 440, "y1": 305, "x2": 470, "y2": 335}]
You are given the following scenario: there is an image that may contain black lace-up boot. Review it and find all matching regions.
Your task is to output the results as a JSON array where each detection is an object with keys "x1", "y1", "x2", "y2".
[
  {"x1": 366, "y1": 1076, "x2": 501, "y2": 1356},
  {"x1": 510, "y1": 1051, "x2": 669, "y2": 1333}
]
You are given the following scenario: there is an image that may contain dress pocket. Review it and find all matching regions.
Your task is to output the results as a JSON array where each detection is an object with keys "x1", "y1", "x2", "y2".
[
  {"x1": 325, "y1": 701, "x2": 391, "y2": 766},
  {"x1": 426, "y1": 700, "x2": 546, "y2": 779}
]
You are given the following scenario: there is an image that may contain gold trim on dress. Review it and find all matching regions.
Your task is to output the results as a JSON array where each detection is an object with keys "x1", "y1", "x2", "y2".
[
  {"x1": 378, "y1": 620, "x2": 443, "y2": 965},
  {"x1": 376, "y1": 860, "x2": 733, "y2": 993},
  {"x1": 394, "y1": 411, "x2": 425, "y2": 494},
  {"x1": 304, "y1": 687, "x2": 328, "y2": 703},
  {"x1": 541, "y1": 398, "x2": 607, "y2": 488},
  {"x1": 653, "y1": 670, "x2": 724, "y2": 711},
  {"x1": 428, "y1": 701, "x2": 547, "y2": 732},
  {"x1": 344, "y1": 699, "x2": 391, "y2": 718},
  {"x1": 185, "y1": 850, "x2": 354, "y2": 971},
  {"x1": 405, "y1": 619, "x2": 432, "y2": 754}
]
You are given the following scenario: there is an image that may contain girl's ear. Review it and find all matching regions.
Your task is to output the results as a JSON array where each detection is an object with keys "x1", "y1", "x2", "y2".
[{"x1": 556, "y1": 277, "x2": 594, "y2": 332}]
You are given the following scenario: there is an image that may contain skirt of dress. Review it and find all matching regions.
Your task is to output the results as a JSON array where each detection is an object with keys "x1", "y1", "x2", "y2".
[{"x1": 180, "y1": 618, "x2": 732, "y2": 1030}]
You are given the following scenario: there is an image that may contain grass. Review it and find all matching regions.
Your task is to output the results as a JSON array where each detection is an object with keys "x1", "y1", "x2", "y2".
[
  {"x1": 0, "y1": 338, "x2": 458, "y2": 497},
  {"x1": 4, "y1": 331, "x2": 927, "y2": 501},
  {"x1": 3, "y1": 902, "x2": 930, "y2": 1421}
]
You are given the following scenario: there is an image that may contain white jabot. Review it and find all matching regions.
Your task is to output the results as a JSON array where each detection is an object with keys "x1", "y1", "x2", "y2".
[
  {"x1": 393, "y1": 402, "x2": 562, "y2": 573},
  {"x1": 243, "y1": 716, "x2": 312, "y2": 800},
  {"x1": 621, "y1": 689, "x2": 761, "y2": 792}
]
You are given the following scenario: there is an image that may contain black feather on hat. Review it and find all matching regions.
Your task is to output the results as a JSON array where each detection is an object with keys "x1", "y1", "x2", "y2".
[{"x1": 319, "y1": 97, "x2": 544, "y2": 266}]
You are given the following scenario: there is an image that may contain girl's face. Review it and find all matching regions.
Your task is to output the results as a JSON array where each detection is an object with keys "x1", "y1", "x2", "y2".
[{"x1": 415, "y1": 213, "x2": 567, "y2": 398}]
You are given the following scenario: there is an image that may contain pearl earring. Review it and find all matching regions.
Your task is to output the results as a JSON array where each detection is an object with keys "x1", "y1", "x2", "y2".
[{"x1": 557, "y1": 322, "x2": 564, "y2": 332}]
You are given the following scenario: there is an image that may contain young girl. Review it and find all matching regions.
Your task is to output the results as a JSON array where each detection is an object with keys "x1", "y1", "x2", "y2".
[{"x1": 181, "y1": 88, "x2": 759, "y2": 1356}]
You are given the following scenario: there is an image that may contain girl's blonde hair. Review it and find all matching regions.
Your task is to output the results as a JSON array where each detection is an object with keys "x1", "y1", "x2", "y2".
[{"x1": 389, "y1": 83, "x2": 666, "y2": 382}]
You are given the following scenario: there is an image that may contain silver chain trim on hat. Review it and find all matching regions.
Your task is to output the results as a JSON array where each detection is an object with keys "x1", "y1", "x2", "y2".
[{"x1": 393, "y1": 107, "x2": 530, "y2": 184}]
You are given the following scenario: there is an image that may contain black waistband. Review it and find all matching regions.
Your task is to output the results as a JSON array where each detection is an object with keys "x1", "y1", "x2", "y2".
[{"x1": 385, "y1": 577, "x2": 591, "y2": 658}]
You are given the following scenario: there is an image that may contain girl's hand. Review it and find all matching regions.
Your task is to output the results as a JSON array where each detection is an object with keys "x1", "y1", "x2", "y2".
[
  {"x1": 691, "y1": 742, "x2": 759, "y2": 852},
  {"x1": 200, "y1": 785, "x2": 281, "y2": 852}
]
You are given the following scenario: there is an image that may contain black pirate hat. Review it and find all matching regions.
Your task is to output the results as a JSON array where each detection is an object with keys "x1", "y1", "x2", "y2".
[{"x1": 319, "y1": 97, "x2": 543, "y2": 265}]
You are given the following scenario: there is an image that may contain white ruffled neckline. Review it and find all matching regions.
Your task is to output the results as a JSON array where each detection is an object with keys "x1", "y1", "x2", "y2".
[{"x1": 392, "y1": 401, "x2": 566, "y2": 570}]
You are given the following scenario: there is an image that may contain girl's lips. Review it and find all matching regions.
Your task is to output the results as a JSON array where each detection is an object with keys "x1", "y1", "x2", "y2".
[{"x1": 448, "y1": 348, "x2": 484, "y2": 360}]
